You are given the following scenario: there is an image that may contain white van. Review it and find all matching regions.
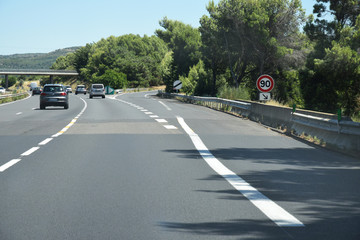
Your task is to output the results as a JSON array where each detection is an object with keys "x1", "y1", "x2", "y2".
[{"x1": 30, "y1": 82, "x2": 38, "y2": 91}]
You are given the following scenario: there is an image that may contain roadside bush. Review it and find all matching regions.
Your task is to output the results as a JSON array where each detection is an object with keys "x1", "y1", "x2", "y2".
[{"x1": 217, "y1": 85, "x2": 251, "y2": 100}]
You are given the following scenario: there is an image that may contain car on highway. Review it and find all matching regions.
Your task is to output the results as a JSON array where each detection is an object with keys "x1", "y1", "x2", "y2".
[
  {"x1": 64, "y1": 85, "x2": 72, "y2": 93},
  {"x1": 29, "y1": 82, "x2": 38, "y2": 91},
  {"x1": 40, "y1": 84, "x2": 69, "y2": 109},
  {"x1": 0, "y1": 87, "x2": 5, "y2": 94},
  {"x1": 32, "y1": 87, "x2": 42, "y2": 95},
  {"x1": 75, "y1": 85, "x2": 87, "y2": 95},
  {"x1": 89, "y1": 83, "x2": 105, "y2": 98}
]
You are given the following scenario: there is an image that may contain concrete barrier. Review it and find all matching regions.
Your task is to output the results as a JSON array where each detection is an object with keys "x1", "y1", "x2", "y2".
[{"x1": 158, "y1": 91, "x2": 360, "y2": 157}]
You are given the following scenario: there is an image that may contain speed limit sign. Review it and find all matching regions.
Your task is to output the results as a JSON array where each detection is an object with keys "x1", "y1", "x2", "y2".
[{"x1": 256, "y1": 74, "x2": 274, "y2": 93}]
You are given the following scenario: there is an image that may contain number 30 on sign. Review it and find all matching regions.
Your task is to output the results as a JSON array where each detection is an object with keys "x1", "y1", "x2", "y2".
[{"x1": 256, "y1": 74, "x2": 274, "y2": 93}]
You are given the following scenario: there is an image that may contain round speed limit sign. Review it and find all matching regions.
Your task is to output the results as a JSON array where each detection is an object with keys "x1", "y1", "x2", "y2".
[{"x1": 256, "y1": 74, "x2": 274, "y2": 93}]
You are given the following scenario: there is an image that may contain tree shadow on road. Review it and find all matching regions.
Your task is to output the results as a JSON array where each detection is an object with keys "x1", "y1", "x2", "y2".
[{"x1": 162, "y1": 147, "x2": 360, "y2": 239}]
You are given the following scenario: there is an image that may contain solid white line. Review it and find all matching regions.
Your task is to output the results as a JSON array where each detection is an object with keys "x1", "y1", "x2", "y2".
[
  {"x1": 158, "y1": 101, "x2": 172, "y2": 111},
  {"x1": 155, "y1": 119, "x2": 168, "y2": 123},
  {"x1": 176, "y1": 116, "x2": 304, "y2": 227},
  {"x1": 16, "y1": 112, "x2": 22, "y2": 115},
  {"x1": 0, "y1": 159, "x2": 21, "y2": 172},
  {"x1": 21, "y1": 147, "x2": 40, "y2": 156},
  {"x1": 38, "y1": 138, "x2": 53, "y2": 146}
]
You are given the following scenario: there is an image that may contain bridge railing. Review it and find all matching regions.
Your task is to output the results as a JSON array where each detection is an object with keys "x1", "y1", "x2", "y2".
[{"x1": 0, "y1": 69, "x2": 79, "y2": 75}]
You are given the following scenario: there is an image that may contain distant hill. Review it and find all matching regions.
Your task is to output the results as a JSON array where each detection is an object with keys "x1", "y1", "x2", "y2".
[{"x1": 0, "y1": 47, "x2": 81, "y2": 69}]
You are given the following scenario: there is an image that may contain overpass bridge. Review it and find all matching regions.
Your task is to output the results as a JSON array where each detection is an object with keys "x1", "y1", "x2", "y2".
[{"x1": 0, "y1": 69, "x2": 79, "y2": 88}]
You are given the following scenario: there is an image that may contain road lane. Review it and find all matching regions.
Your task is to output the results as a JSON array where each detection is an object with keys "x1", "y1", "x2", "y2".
[
  {"x1": 0, "y1": 91, "x2": 359, "y2": 239},
  {"x1": 0, "y1": 94, "x2": 85, "y2": 167},
  {"x1": 116, "y1": 92, "x2": 360, "y2": 239},
  {"x1": 140, "y1": 92, "x2": 360, "y2": 239}
]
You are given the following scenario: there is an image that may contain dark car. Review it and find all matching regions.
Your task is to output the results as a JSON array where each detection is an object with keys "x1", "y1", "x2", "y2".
[
  {"x1": 32, "y1": 87, "x2": 42, "y2": 95},
  {"x1": 40, "y1": 84, "x2": 69, "y2": 109},
  {"x1": 75, "y1": 85, "x2": 87, "y2": 95}
]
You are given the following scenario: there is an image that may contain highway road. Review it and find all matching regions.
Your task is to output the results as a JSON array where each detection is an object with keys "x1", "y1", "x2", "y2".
[{"x1": 0, "y1": 91, "x2": 359, "y2": 240}]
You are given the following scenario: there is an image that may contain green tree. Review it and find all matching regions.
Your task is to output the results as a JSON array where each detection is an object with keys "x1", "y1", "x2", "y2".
[
  {"x1": 201, "y1": 0, "x2": 306, "y2": 101},
  {"x1": 199, "y1": 11, "x2": 227, "y2": 96},
  {"x1": 92, "y1": 69, "x2": 127, "y2": 89},
  {"x1": 81, "y1": 34, "x2": 169, "y2": 88},
  {"x1": 302, "y1": 0, "x2": 360, "y2": 115},
  {"x1": 156, "y1": 17, "x2": 202, "y2": 83},
  {"x1": 181, "y1": 60, "x2": 210, "y2": 95},
  {"x1": 312, "y1": 17, "x2": 360, "y2": 115},
  {"x1": 1, "y1": 76, "x2": 17, "y2": 88}
]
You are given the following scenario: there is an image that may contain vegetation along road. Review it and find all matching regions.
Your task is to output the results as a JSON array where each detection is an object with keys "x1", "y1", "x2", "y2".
[{"x1": 0, "y1": 91, "x2": 359, "y2": 239}]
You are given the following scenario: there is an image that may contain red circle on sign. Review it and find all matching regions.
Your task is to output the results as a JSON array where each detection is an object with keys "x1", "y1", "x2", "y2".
[{"x1": 256, "y1": 75, "x2": 274, "y2": 93}]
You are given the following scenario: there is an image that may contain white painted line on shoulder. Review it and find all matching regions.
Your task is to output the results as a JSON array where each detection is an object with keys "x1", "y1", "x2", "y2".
[
  {"x1": 158, "y1": 101, "x2": 172, "y2": 111},
  {"x1": 155, "y1": 119, "x2": 168, "y2": 123},
  {"x1": 176, "y1": 116, "x2": 304, "y2": 227},
  {"x1": 0, "y1": 159, "x2": 21, "y2": 172},
  {"x1": 38, "y1": 138, "x2": 53, "y2": 146},
  {"x1": 21, "y1": 147, "x2": 40, "y2": 156},
  {"x1": 164, "y1": 125, "x2": 177, "y2": 130},
  {"x1": 16, "y1": 112, "x2": 23, "y2": 115}
]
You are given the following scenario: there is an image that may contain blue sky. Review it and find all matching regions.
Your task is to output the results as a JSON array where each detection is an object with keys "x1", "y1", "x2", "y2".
[{"x1": 0, "y1": 0, "x2": 317, "y2": 55}]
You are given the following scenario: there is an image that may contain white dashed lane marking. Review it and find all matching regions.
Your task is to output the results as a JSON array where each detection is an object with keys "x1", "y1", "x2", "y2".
[
  {"x1": 163, "y1": 125, "x2": 177, "y2": 130},
  {"x1": 0, "y1": 97, "x2": 87, "y2": 173},
  {"x1": 20, "y1": 147, "x2": 40, "y2": 156},
  {"x1": 0, "y1": 159, "x2": 21, "y2": 172},
  {"x1": 38, "y1": 138, "x2": 53, "y2": 146},
  {"x1": 155, "y1": 119, "x2": 168, "y2": 123},
  {"x1": 112, "y1": 95, "x2": 178, "y2": 131}
]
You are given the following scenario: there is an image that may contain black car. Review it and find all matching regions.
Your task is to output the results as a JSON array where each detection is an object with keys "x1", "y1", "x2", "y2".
[
  {"x1": 32, "y1": 87, "x2": 42, "y2": 95},
  {"x1": 40, "y1": 84, "x2": 69, "y2": 109}
]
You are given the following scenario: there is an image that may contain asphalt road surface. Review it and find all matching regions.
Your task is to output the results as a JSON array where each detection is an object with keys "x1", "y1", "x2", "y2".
[{"x1": 0, "y1": 92, "x2": 359, "y2": 240}]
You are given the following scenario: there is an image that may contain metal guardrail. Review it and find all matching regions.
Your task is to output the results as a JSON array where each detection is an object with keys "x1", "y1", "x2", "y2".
[
  {"x1": 0, "y1": 92, "x2": 29, "y2": 100},
  {"x1": 159, "y1": 91, "x2": 360, "y2": 154},
  {"x1": 168, "y1": 93, "x2": 251, "y2": 117},
  {"x1": 292, "y1": 112, "x2": 360, "y2": 136}
]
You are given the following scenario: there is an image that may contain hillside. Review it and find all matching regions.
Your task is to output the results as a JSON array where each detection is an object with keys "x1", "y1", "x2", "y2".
[{"x1": 0, "y1": 47, "x2": 80, "y2": 69}]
